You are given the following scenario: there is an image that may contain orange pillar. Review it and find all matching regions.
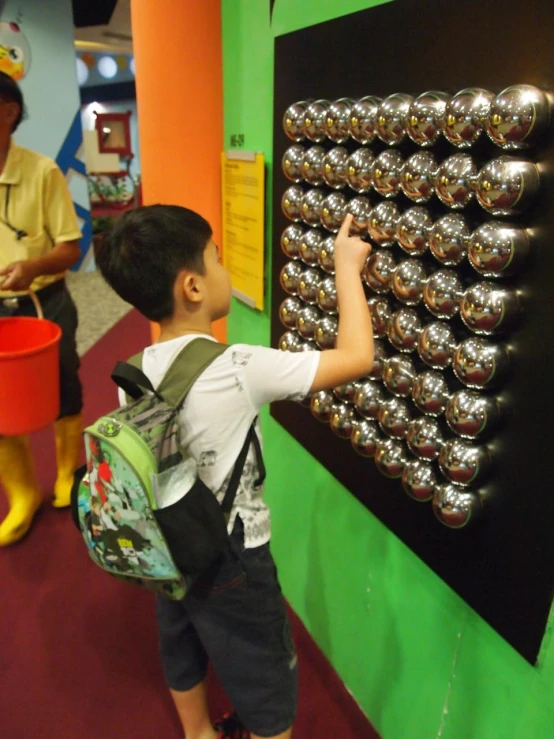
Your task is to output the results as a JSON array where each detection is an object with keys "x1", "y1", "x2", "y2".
[{"x1": 130, "y1": 0, "x2": 226, "y2": 343}]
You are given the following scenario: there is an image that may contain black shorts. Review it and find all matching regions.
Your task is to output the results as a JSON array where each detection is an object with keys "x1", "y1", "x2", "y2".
[{"x1": 156, "y1": 519, "x2": 298, "y2": 737}]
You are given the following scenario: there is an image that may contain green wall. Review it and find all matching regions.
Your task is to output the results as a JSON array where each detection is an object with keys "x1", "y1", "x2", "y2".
[{"x1": 221, "y1": 2, "x2": 554, "y2": 737}]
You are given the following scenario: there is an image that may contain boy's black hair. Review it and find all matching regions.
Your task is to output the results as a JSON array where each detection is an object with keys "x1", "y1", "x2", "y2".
[
  {"x1": 96, "y1": 204, "x2": 212, "y2": 322},
  {"x1": 0, "y1": 71, "x2": 26, "y2": 131}
]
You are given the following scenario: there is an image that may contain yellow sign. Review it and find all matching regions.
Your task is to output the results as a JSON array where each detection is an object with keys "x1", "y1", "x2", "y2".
[{"x1": 221, "y1": 151, "x2": 265, "y2": 310}]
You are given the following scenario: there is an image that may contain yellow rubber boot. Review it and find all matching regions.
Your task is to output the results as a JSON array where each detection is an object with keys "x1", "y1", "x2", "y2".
[
  {"x1": 52, "y1": 413, "x2": 84, "y2": 508},
  {"x1": 0, "y1": 436, "x2": 42, "y2": 546}
]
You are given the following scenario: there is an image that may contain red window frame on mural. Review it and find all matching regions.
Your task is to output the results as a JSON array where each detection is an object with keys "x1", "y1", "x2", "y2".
[{"x1": 94, "y1": 111, "x2": 133, "y2": 157}]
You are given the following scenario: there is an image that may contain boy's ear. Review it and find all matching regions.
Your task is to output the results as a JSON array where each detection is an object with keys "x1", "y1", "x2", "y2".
[{"x1": 180, "y1": 271, "x2": 203, "y2": 303}]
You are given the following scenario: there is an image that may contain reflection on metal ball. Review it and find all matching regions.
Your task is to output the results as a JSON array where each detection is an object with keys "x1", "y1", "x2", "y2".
[
  {"x1": 283, "y1": 101, "x2": 307, "y2": 141},
  {"x1": 281, "y1": 224, "x2": 305, "y2": 260},
  {"x1": 347, "y1": 148, "x2": 374, "y2": 193},
  {"x1": 417, "y1": 321, "x2": 457, "y2": 369},
  {"x1": 396, "y1": 207, "x2": 432, "y2": 256},
  {"x1": 475, "y1": 156, "x2": 540, "y2": 217},
  {"x1": 442, "y1": 88, "x2": 494, "y2": 148},
  {"x1": 406, "y1": 416, "x2": 444, "y2": 460},
  {"x1": 429, "y1": 213, "x2": 470, "y2": 266},
  {"x1": 368, "y1": 296, "x2": 393, "y2": 339},
  {"x1": 279, "y1": 296, "x2": 302, "y2": 329},
  {"x1": 460, "y1": 281, "x2": 519, "y2": 334},
  {"x1": 368, "y1": 339, "x2": 387, "y2": 382},
  {"x1": 349, "y1": 96, "x2": 381, "y2": 144},
  {"x1": 299, "y1": 228, "x2": 323, "y2": 266},
  {"x1": 310, "y1": 390, "x2": 335, "y2": 423},
  {"x1": 377, "y1": 93, "x2": 413, "y2": 145},
  {"x1": 468, "y1": 221, "x2": 530, "y2": 278},
  {"x1": 383, "y1": 355, "x2": 417, "y2": 398},
  {"x1": 351, "y1": 420, "x2": 381, "y2": 457},
  {"x1": 326, "y1": 98, "x2": 354, "y2": 143},
  {"x1": 453, "y1": 337, "x2": 509, "y2": 389},
  {"x1": 375, "y1": 438, "x2": 409, "y2": 478},
  {"x1": 278, "y1": 330, "x2": 304, "y2": 352},
  {"x1": 317, "y1": 276, "x2": 338, "y2": 314},
  {"x1": 303, "y1": 99, "x2": 331, "y2": 142},
  {"x1": 315, "y1": 315, "x2": 338, "y2": 349},
  {"x1": 378, "y1": 397, "x2": 412, "y2": 438},
  {"x1": 297, "y1": 267, "x2": 322, "y2": 304},
  {"x1": 334, "y1": 380, "x2": 361, "y2": 404},
  {"x1": 282, "y1": 185, "x2": 305, "y2": 222},
  {"x1": 323, "y1": 146, "x2": 349, "y2": 189},
  {"x1": 368, "y1": 202, "x2": 400, "y2": 247},
  {"x1": 402, "y1": 459, "x2": 437, "y2": 502},
  {"x1": 434, "y1": 154, "x2": 478, "y2": 209},
  {"x1": 301, "y1": 189, "x2": 325, "y2": 227},
  {"x1": 279, "y1": 260, "x2": 303, "y2": 295},
  {"x1": 439, "y1": 439, "x2": 491, "y2": 486},
  {"x1": 296, "y1": 304, "x2": 321, "y2": 341},
  {"x1": 371, "y1": 149, "x2": 404, "y2": 198},
  {"x1": 407, "y1": 91, "x2": 450, "y2": 147},
  {"x1": 282, "y1": 145, "x2": 305, "y2": 182},
  {"x1": 486, "y1": 84, "x2": 550, "y2": 150},
  {"x1": 432, "y1": 484, "x2": 482, "y2": 529},
  {"x1": 347, "y1": 196, "x2": 372, "y2": 236},
  {"x1": 302, "y1": 145, "x2": 326, "y2": 186},
  {"x1": 401, "y1": 151, "x2": 437, "y2": 203},
  {"x1": 445, "y1": 390, "x2": 500, "y2": 439},
  {"x1": 392, "y1": 259, "x2": 427, "y2": 305},
  {"x1": 318, "y1": 235, "x2": 336, "y2": 274},
  {"x1": 412, "y1": 370, "x2": 449, "y2": 416},
  {"x1": 423, "y1": 269, "x2": 463, "y2": 319},
  {"x1": 354, "y1": 381, "x2": 386, "y2": 420},
  {"x1": 321, "y1": 192, "x2": 348, "y2": 233},
  {"x1": 330, "y1": 403, "x2": 356, "y2": 439},
  {"x1": 364, "y1": 250, "x2": 397, "y2": 294},
  {"x1": 387, "y1": 308, "x2": 421, "y2": 353}
]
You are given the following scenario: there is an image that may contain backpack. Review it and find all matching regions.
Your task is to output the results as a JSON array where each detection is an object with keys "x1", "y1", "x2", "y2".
[{"x1": 71, "y1": 337, "x2": 265, "y2": 601}]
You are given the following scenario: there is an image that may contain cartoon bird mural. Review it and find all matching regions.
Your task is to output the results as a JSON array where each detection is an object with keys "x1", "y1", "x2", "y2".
[{"x1": 0, "y1": 21, "x2": 31, "y2": 80}]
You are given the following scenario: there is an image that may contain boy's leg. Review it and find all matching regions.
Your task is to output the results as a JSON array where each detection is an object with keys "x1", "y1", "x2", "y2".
[{"x1": 170, "y1": 681, "x2": 216, "y2": 739}]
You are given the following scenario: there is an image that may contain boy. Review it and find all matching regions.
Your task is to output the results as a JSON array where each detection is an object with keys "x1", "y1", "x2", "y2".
[{"x1": 96, "y1": 205, "x2": 373, "y2": 739}]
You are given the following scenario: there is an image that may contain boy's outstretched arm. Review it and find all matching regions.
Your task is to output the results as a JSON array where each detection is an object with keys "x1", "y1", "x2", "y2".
[{"x1": 310, "y1": 213, "x2": 374, "y2": 393}]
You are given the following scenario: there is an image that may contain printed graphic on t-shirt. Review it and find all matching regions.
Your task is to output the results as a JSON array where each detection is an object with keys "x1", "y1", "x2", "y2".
[
  {"x1": 198, "y1": 450, "x2": 217, "y2": 468},
  {"x1": 234, "y1": 376, "x2": 245, "y2": 393},
  {"x1": 232, "y1": 350, "x2": 252, "y2": 367}
]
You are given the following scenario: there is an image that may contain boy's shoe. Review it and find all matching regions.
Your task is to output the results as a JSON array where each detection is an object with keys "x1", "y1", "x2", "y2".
[{"x1": 214, "y1": 711, "x2": 250, "y2": 738}]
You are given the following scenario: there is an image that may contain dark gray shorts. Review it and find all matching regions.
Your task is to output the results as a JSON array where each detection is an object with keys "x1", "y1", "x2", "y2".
[{"x1": 155, "y1": 520, "x2": 298, "y2": 737}]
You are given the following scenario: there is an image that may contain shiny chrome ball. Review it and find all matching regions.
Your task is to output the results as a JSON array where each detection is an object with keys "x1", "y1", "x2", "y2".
[
  {"x1": 432, "y1": 484, "x2": 482, "y2": 529},
  {"x1": 412, "y1": 370, "x2": 449, "y2": 416},
  {"x1": 368, "y1": 202, "x2": 400, "y2": 247},
  {"x1": 330, "y1": 403, "x2": 356, "y2": 439},
  {"x1": 406, "y1": 416, "x2": 444, "y2": 460},
  {"x1": 354, "y1": 380, "x2": 386, "y2": 421},
  {"x1": 315, "y1": 315, "x2": 338, "y2": 350},
  {"x1": 442, "y1": 88, "x2": 494, "y2": 147},
  {"x1": 445, "y1": 390, "x2": 500, "y2": 439},
  {"x1": 407, "y1": 91, "x2": 450, "y2": 147},
  {"x1": 371, "y1": 149, "x2": 404, "y2": 198},
  {"x1": 347, "y1": 148, "x2": 374, "y2": 193},
  {"x1": 439, "y1": 438, "x2": 491, "y2": 486},
  {"x1": 382, "y1": 355, "x2": 417, "y2": 398},
  {"x1": 375, "y1": 438, "x2": 409, "y2": 478},
  {"x1": 278, "y1": 330, "x2": 304, "y2": 352},
  {"x1": 310, "y1": 390, "x2": 335, "y2": 423},
  {"x1": 347, "y1": 196, "x2": 372, "y2": 235},
  {"x1": 282, "y1": 145, "x2": 306, "y2": 182},
  {"x1": 368, "y1": 295, "x2": 393, "y2": 338},
  {"x1": 297, "y1": 267, "x2": 322, "y2": 304},
  {"x1": 323, "y1": 146, "x2": 349, "y2": 189},
  {"x1": 321, "y1": 192, "x2": 348, "y2": 233},
  {"x1": 326, "y1": 98, "x2": 354, "y2": 143},
  {"x1": 429, "y1": 213, "x2": 470, "y2": 266},
  {"x1": 402, "y1": 459, "x2": 437, "y2": 502},
  {"x1": 468, "y1": 221, "x2": 530, "y2": 278},
  {"x1": 376, "y1": 93, "x2": 413, "y2": 145},
  {"x1": 364, "y1": 250, "x2": 397, "y2": 294},
  {"x1": 400, "y1": 151, "x2": 437, "y2": 203},
  {"x1": 302, "y1": 145, "x2": 326, "y2": 186},
  {"x1": 417, "y1": 321, "x2": 457, "y2": 370},
  {"x1": 279, "y1": 296, "x2": 302, "y2": 329},
  {"x1": 316, "y1": 276, "x2": 338, "y2": 314},
  {"x1": 296, "y1": 304, "x2": 321, "y2": 341},
  {"x1": 368, "y1": 339, "x2": 388, "y2": 382},
  {"x1": 423, "y1": 269, "x2": 463, "y2": 319},
  {"x1": 282, "y1": 185, "x2": 305, "y2": 222},
  {"x1": 396, "y1": 207, "x2": 432, "y2": 256},
  {"x1": 301, "y1": 189, "x2": 325, "y2": 227},
  {"x1": 378, "y1": 397, "x2": 412, "y2": 438},
  {"x1": 351, "y1": 419, "x2": 381, "y2": 457},
  {"x1": 279, "y1": 260, "x2": 303, "y2": 295},
  {"x1": 303, "y1": 99, "x2": 331, "y2": 142},
  {"x1": 349, "y1": 96, "x2": 381, "y2": 144},
  {"x1": 299, "y1": 227, "x2": 323, "y2": 266},
  {"x1": 392, "y1": 259, "x2": 427, "y2": 305},
  {"x1": 475, "y1": 156, "x2": 540, "y2": 217},
  {"x1": 434, "y1": 154, "x2": 477, "y2": 209},
  {"x1": 453, "y1": 337, "x2": 509, "y2": 389},
  {"x1": 318, "y1": 235, "x2": 336, "y2": 274},
  {"x1": 387, "y1": 308, "x2": 422, "y2": 353},
  {"x1": 334, "y1": 380, "x2": 361, "y2": 404},
  {"x1": 280, "y1": 224, "x2": 305, "y2": 260},
  {"x1": 486, "y1": 84, "x2": 550, "y2": 150},
  {"x1": 283, "y1": 101, "x2": 307, "y2": 141},
  {"x1": 460, "y1": 281, "x2": 519, "y2": 334}
]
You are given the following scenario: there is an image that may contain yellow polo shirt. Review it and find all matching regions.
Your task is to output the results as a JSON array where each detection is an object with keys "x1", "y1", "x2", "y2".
[{"x1": 0, "y1": 141, "x2": 82, "y2": 297}]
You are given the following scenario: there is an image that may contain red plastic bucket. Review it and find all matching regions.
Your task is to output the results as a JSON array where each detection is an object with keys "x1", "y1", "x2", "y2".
[{"x1": 0, "y1": 316, "x2": 62, "y2": 435}]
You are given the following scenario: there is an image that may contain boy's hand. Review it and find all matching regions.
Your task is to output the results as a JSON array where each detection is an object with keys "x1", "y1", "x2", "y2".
[{"x1": 334, "y1": 214, "x2": 372, "y2": 274}]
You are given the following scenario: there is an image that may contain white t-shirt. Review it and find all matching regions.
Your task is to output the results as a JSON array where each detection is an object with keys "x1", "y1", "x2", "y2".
[{"x1": 118, "y1": 335, "x2": 320, "y2": 548}]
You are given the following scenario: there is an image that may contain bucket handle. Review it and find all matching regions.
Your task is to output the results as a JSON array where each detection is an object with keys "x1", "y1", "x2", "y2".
[{"x1": 0, "y1": 276, "x2": 44, "y2": 320}]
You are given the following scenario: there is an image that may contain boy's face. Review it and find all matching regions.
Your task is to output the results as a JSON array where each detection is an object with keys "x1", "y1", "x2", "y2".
[{"x1": 203, "y1": 239, "x2": 232, "y2": 320}]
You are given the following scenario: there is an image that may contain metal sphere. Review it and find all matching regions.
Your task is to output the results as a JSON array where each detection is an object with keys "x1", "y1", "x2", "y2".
[
  {"x1": 468, "y1": 221, "x2": 530, "y2": 278},
  {"x1": 282, "y1": 145, "x2": 306, "y2": 182},
  {"x1": 323, "y1": 146, "x2": 349, "y2": 189},
  {"x1": 392, "y1": 259, "x2": 427, "y2": 305},
  {"x1": 283, "y1": 101, "x2": 307, "y2": 141},
  {"x1": 303, "y1": 99, "x2": 331, "y2": 142},
  {"x1": 442, "y1": 88, "x2": 494, "y2": 148},
  {"x1": 347, "y1": 196, "x2": 372, "y2": 236},
  {"x1": 402, "y1": 459, "x2": 437, "y2": 502},
  {"x1": 406, "y1": 416, "x2": 444, "y2": 460},
  {"x1": 429, "y1": 213, "x2": 470, "y2": 267},
  {"x1": 432, "y1": 484, "x2": 482, "y2": 529},
  {"x1": 279, "y1": 260, "x2": 303, "y2": 295},
  {"x1": 300, "y1": 189, "x2": 325, "y2": 228},
  {"x1": 475, "y1": 156, "x2": 540, "y2": 217},
  {"x1": 400, "y1": 151, "x2": 437, "y2": 203},
  {"x1": 299, "y1": 228, "x2": 324, "y2": 266},
  {"x1": 296, "y1": 304, "x2": 321, "y2": 341},
  {"x1": 460, "y1": 281, "x2": 519, "y2": 335},
  {"x1": 453, "y1": 337, "x2": 509, "y2": 389},
  {"x1": 368, "y1": 339, "x2": 388, "y2": 382},
  {"x1": 302, "y1": 145, "x2": 326, "y2": 186},
  {"x1": 412, "y1": 370, "x2": 450, "y2": 416},
  {"x1": 280, "y1": 224, "x2": 305, "y2": 260},
  {"x1": 376, "y1": 93, "x2": 413, "y2": 145},
  {"x1": 326, "y1": 98, "x2": 354, "y2": 143},
  {"x1": 282, "y1": 185, "x2": 305, "y2": 222},
  {"x1": 407, "y1": 91, "x2": 450, "y2": 147},
  {"x1": 347, "y1": 148, "x2": 374, "y2": 193},
  {"x1": 354, "y1": 380, "x2": 386, "y2": 421},
  {"x1": 279, "y1": 296, "x2": 302, "y2": 329},
  {"x1": 387, "y1": 308, "x2": 422, "y2": 353},
  {"x1": 434, "y1": 154, "x2": 478, "y2": 210},
  {"x1": 316, "y1": 276, "x2": 338, "y2": 314},
  {"x1": 351, "y1": 419, "x2": 381, "y2": 457},
  {"x1": 334, "y1": 380, "x2": 361, "y2": 404},
  {"x1": 321, "y1": 192, "x2": 348, "y2": 233},
  {"x1": 423, "y1": 269, "x2": 463, "y2": 319},
  {"x1": 368, "y1": 295, "x2": 393, "y2": 339},
  {"x1": 315, "y1": 315, "x2": 338, "y2": 350},
  {"x1": 310, "y1": 390, "x2": 335, "y2": 423},
  {"x1": 349, "y1": 96, "x2": 381, "y2": 144},
  {"x1": 486, "y1": 84, "x2": 550, "y2": 150},
  {"x1": 417, "y1": 321, "x2": 457, "y2": 369},
  {"x1": 318, "y1": 235, "x2": 336, "y2": 274},
  {"x1": 330, "y1": 403, "x2": 356, "y2": 439},
  {"x1": 439, "y1": 438, "x2": 491, "y2": 487},
  {"x1": 378, "y1": 397, "x2": 412, "y2": 438},
  {"x1": 368, "y1": 202, "x2": 401, "y2": 247},
  {"x1": 363, "y1": 250, "x2": 397, "y2": 294},
  {"x1": 396, "y1": 207, "x2": 432, "y2": 256},
  {"x1": 375, "y1": 438, "x2": 409, "y2": 478},
  {"x1": 445, "y1": 389, "x2": 500, "y2": 439},
  {"x1": 297, "y1": 267, "x2": 322, "y2": 304},
  {"x1": 278, "y1": 330, "x2": 304, "y2": 352},
  {"x1": 382, "y1": 355, "x2": 417, "y2": 398},
  {"x1": 371, "y1": 149, "x2": 404, "y2": 198}
]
